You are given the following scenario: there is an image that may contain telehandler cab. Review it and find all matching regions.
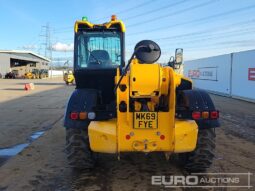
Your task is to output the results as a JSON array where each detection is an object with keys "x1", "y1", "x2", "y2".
[{"x1": 64, "y1": 16, "x2": 220, "y2": 172}]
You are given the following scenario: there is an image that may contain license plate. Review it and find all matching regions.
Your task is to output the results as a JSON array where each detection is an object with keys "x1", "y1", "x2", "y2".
[{"x1": 133, "y1": 112, "x2": 158, "y2": 129}]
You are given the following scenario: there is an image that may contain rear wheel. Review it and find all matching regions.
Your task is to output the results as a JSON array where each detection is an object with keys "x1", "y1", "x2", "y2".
[
  {"x1": 66, "y1": 127, "x2": 95, "y2": 169},
  {"x1": 178, "y1": 128, "x2": 215, "y2": 173}
]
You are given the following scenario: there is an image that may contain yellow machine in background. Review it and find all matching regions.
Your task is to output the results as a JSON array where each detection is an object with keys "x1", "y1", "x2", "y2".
[
  {"x1": 24, "y1": 71, "x2": 35, "y2": 79},
  {"x1": 64, "y1": 70, "x2": 75, "y2": 85},
  {"x1": 64, "y1": 16, "x2": 220, "y2": 172}
]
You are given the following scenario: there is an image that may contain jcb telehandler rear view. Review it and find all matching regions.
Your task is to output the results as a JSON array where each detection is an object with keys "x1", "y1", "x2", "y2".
[{"x1": 64, "y1": 16, "x2": 220, "y2": 172}]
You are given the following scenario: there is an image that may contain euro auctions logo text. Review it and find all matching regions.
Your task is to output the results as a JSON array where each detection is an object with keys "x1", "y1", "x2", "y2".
[
  {"x1": 152, "y1": 175, "x2": 199, "y2": 187},
  {"x1": 151, "y1": 173, "x2": 253, "y2": 188}
]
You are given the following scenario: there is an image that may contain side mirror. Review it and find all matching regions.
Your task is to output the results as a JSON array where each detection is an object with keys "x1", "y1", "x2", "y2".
[
  {"x1": 114, "y1": 40, "x2": 161, "y2": 92},
  {"x1": 175, "y1": 48, "x2": 183, "y2": 65},
  {"x1": 134, "y1": 40, "x2": 161, "y2": 64}
]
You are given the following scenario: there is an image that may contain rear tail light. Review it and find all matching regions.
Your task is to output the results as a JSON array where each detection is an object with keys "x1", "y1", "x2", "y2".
[
  {"x1": 192, "y1": 111, "x2": 201, "y2": 120},
  {"x1": 202, "y1": 111, "x2": 209, "y2": 119},
  {"x1": 70, "y1": 112, "x2": 79, "y2": 120},
  {"x1": 79, "y1": 112, "x2": 87, "y2": 120},
  {"x1": 70, "y1": 111, "x2": 89, "y2": 120},
  {"x1": 192, "y1": 111, "x2": 219, "y2": 120},
  {"x1": 210, "y1": 111, "x2": 219, "y2": 119}
]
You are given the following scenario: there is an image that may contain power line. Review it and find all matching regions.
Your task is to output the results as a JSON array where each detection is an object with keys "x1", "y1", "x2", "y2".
[
  {"x1": 157, "y1": 28, "x2": 255, "y2": 47},
  {"x1": 53, "y1": 0, "x2": 216, "y2": 35},
  {"x1": 155, "y1": 20, "x2": 255, "y2": 41},
  {"x1": 122, "y1": 0, "x2": 189, "y2": 21},
  {"x1": 125, "y1": 19, "x2": 255, "y2": 47},
  {"x1": 185, "y1": 40, "x2": 255, "y2": 51},
  {"x1": 127, "y1": 4, "x2": 255, "y2": 36},
  {"x1": 126, "y1": 0, "x2": 219, "y2": 27},
  {"x1": 94, "y1": 0, "x2": 155, "y2": 22},
  {"x1": 53, "y1": 0, "x2": 155, "y2": 32}
]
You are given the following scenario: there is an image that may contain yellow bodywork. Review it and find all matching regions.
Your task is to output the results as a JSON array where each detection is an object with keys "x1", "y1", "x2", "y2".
[
  {"x1": 81, "y1": 16, "x2": 198, "y2": 155},
  {"x1": 64, "y1": 71, "x2": 75, "y2": 84},
  {"x1": 74, "y1": 19, "x2": 125, "y2": 33},
  {"x1": 88, "y1": 58, "x2": 198, "y2": 154},
  {"x1": 88, "y1": 118, "x2": 197, "y2": 154},
  {"x1": 24, "y1": 72, "x2": 35, "y2": 79}
]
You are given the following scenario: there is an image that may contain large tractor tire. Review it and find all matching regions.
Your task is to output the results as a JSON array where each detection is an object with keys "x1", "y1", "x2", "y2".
[
  {"x1": 178, "y1": 128, "x2": 215, "y2": 173},
  {"x1": 66, "y1": 127, "x2": 95, "y2": 169}
]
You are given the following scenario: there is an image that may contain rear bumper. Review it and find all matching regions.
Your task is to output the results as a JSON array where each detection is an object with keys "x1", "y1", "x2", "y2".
[{"x1": 88, "y1": 118, "x2": 198, "y2": 154}]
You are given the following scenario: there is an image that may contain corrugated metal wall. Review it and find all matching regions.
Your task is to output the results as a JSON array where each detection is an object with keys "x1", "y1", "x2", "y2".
[{"x1": 184, "y1": 49, "x2": 255, "y2": 102}]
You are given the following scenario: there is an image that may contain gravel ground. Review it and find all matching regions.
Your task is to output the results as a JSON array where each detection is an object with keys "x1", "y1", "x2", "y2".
[{"x1": 0, "y1": 78, "x2": 254, "y2": 191}]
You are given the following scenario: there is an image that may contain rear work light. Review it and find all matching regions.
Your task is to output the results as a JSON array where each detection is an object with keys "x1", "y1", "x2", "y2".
[
  {"x1": 88, "y1": 112, "x2": 96, "y2": 120},
  {"x1": 70, "y1": 112, "x2": 79, "y2": 120}
]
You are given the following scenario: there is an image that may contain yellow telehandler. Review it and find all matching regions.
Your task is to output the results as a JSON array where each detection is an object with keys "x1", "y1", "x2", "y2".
[
  {"x1": 64, "y1": 16, "x2": 220, "y2": 172},
  {"x1": 64, "y1": 70, "x2": 75, "y2": 85}
]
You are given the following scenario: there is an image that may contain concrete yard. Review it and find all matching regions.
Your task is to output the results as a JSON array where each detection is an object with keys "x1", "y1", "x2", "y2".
[{"x1": 0, "y1": 78, "x2": 254, "y2": 191}]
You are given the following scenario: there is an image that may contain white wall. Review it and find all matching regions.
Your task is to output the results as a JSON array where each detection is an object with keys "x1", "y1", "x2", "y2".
[
  {"x1": 0, "y1": 53, "x2": 11, "y2": 76},
  {"x1": 184, "y1": 49, "x2": 255, "y2": 102},
  {"x1": 232, "y1": 50, "x2": 255, "y2": 101},
  {"x1": 184, "y1": 54, "x2": 231, "y2": 95},
  {"x1": 48, "y1": 70, "x2": 64, "y2": 78}
]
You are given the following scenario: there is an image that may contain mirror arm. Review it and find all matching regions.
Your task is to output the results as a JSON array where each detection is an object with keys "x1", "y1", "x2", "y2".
[{"x1": 114, "y1": 51, "x2": 136, "y2": 92}]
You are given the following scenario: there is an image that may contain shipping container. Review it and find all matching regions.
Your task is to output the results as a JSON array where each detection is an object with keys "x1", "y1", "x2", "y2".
[{"x1": 184, "y1": 49, "x2": 255, "y2": 102}]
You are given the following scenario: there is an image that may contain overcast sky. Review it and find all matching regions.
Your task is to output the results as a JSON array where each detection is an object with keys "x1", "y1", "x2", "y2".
[{"x1": 1, "y1": 0, "x2": 255, "y2": 64}]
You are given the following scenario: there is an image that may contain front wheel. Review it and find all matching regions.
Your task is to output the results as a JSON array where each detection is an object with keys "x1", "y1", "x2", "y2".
[
  {"x1": 178, "y1": 128, "x2": 216, "y2": 173},
  {"x1": 66, "y1": 127, "x2": 96, "y2": 170}
]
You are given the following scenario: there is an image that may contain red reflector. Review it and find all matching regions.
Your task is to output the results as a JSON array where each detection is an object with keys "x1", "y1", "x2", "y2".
[
  {"x1": 192, "y1": 111, "x2": 201, "y2": 120},
  {"x1": 70, "y1": 112, "x2": 79, "y2": 120},
  {"x1": 210, "y1": 111, "x2": 219, "y2": 119},
  {"x1": 126, "y1": 135, "x2": 131, "y2": 140},
  {"x1": 160, "y1": 135, "x2": 165, "y2": 140}
]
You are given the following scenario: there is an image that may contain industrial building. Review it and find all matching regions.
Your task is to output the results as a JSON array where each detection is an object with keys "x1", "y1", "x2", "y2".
[{"x1": 0, "y1": 50, "x2": 50, "y2": 78}]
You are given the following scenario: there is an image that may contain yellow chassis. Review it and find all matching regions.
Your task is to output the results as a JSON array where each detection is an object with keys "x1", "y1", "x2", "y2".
[
  {"x1": 88, "y1": 61, "x2": 198, "y2": 154},
  {"x1": 89, "y1": 119, "x2": 197, "y2": 153}
]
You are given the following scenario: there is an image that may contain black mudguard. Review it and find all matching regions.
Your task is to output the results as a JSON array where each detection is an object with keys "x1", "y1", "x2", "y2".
[
  {"x1": 64, "y1": 89, "x2": 97, "y2": 129},
  {"x1": 179, "y1": 89, "x2": 220, "y2": 129}
]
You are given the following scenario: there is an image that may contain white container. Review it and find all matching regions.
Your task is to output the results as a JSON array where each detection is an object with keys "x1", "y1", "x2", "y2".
[
  {"x1": 231, "y1": 50, "x2": 255, "y2": 101},
  {"x1": 184, "y1": 54, "x2": 232, "y2": 95}
]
